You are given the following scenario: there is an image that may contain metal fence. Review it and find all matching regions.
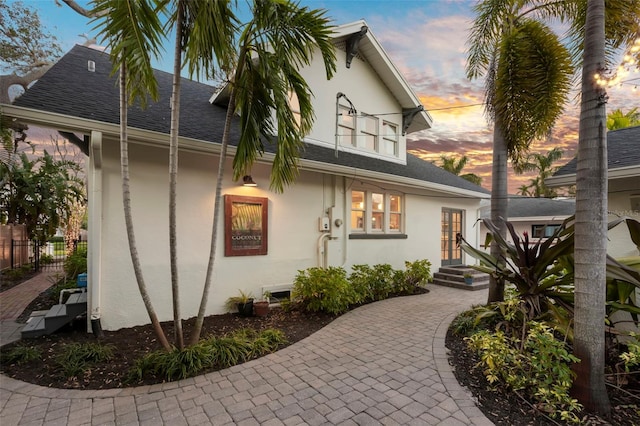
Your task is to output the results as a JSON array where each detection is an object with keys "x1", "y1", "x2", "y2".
[{"x1": 1, "y1": 238, "x2": 87, "y2": 273}]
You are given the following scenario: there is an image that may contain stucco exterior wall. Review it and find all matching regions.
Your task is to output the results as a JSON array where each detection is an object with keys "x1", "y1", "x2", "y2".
[
  {"x1": 93, "y1": 139, "x2": 481, "y2": 330},
  {"x1": 608, "y1": 178, "x2": 640, "y2": 259}
]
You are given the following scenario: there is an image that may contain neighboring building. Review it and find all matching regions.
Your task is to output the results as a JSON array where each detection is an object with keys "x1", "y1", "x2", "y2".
[
  {"x1": 3, "y1": 21, "x2": 489, "y2": 331},
  {"x1": 478, "y1": 197, "x2": 575, "y2": 246},
  {"x1": 547, "y1": 126, "x2": 640, "y2": 258}
]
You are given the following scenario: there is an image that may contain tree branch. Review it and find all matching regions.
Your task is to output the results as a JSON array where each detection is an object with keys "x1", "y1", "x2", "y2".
[
  {"x1": 58, "y1": 0, "x2": 108, "y2": 18},
  {"x1": 0, "y1": 67, "x2": 51, "y2": 104}
]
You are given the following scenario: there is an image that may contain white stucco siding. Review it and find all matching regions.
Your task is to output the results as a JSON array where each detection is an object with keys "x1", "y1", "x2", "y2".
[
  {"x1": 608, "y1": 182, "x2": 640, "y2": 258},
  {"x1": 97, "y1": 140, "x2": 340, "y2": 330},
  {"x1": 94, "y1": 137, "x2": 483, "y2": 330}
]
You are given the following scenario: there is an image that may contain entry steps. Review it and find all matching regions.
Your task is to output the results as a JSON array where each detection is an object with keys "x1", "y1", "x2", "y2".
[
  {"x1": 21, "y1": 290, "x2": 87, "y2": 338},
  {"x1": 432, "y1": 266, "x2": 490, "y2": 291}
]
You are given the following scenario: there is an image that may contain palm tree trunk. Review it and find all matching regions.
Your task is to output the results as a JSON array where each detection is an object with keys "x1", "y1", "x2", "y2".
[
  {"x1": 119, "y1": 61, "x2": 171, "y2": 351},
  {"x1": 188, "y1": 90, "x2": 236, "y2": 346},
  {"x1": 168, "y1": 0, "x2": 184, "y2": 350},
  {"x1": 571, "y1": 0, "x2": 611, "y2": 415},
  {"x1": 488, "y1": 117, "x2": 508, "y2": 303}
]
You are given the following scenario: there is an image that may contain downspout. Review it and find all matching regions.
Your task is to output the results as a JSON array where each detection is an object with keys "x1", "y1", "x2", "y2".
[{"x1": 88, "y1": 130, "x2": 103, "y2": 336}]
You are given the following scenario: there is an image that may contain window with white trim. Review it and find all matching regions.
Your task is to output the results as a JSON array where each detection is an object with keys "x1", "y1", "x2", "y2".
[
  {"x1": 338, "y1": 105, "x2": 355, "y2": 146},
  {"x1": 382, "y1": 121, "x2": 398, "y2": 156},
  {"x1": 350, "y1": 190, "x2": 404, "y2": 235},
  {"x1": 360, "y1": 114, "x2": 378, "y2": 151},
  {"x1": 532, "y1": 224, "x2": 561, "y2": 238}
]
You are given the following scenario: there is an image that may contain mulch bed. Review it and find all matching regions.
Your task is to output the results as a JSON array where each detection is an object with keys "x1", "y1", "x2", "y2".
[
  {"x1": 446, "y1": 327, "x2": 640, "y2": 425},
  {"x1": 2, "y1": 306, "x2": 337, "y2": 389}
]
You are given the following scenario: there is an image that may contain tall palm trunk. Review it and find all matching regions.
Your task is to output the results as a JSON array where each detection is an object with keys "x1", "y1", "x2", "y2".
[
  {"x1": 168, "y1": 0, "x2": 184, "y2": 350},
  {"x1": 119, "y1": 61, "x2": 171, "y2": 351},
  {"x1": 488, "y1": 118, "x2": 508, "y2": 303},
  {"x1": 189, "y1": 89, "x2": 237, "y2": 346},
  {"x1": 571, "y1": 0, "x2": 611, "y2": 415}
]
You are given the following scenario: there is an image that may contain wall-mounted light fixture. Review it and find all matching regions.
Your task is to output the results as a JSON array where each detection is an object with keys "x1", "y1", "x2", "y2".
[{"x1": 242, "y1": 175, "x2": 257, "y2": 187}]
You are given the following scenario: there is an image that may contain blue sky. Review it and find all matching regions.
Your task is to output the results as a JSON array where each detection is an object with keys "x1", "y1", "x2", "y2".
[{"x1": 8, "y1": 0, "x2": 639, "y2": 192}]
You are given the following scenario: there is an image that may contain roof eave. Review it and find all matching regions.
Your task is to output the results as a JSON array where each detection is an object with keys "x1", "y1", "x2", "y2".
[
  {"x1": 4, "y1": 104, "x2": 480, "y2": 199},
  {"x1": 547, "y1": 164, "x2": 640, "y2": 187}
]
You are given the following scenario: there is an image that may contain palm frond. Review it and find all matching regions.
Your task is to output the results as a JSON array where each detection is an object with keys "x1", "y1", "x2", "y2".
[
  {"x1": 494, "y1": 19, "x2": 573, "y2": 161},
  {"x1": 183, "y1": 0, "x2": 238, "y2": 80},
  {"x1": 90, "y1": 0, "x2": 166, "y2": 106},
  {"x1": 231, "y1": 0, "x2": 336, "y2": 193}
]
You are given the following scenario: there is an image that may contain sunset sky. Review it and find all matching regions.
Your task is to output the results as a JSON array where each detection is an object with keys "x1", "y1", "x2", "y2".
[{"x1": 10, "y1": 0, "x2": 640, "y2": 193}]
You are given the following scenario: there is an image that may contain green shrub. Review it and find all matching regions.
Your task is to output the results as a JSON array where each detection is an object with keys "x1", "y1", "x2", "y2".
[
  {"x1": 0, "y1": 344, "x2": 41, "y2": 365},
  {"x1": 130, "y1": 329, "x2": 287, "y2": 382},
  {"x1": 349, "y1": 263, "x2": 395, "y2": 302},
  {"x1": 292, "y1": 266, "x2": 355, "y2": 314},
  {"x1": 49, "y1": 279, "x2": 79, "y2": 304},
  {"x1": 392, "y1": 259, "x2": 432, "y2": 294},
  {"x1": 620, "y1": 332, "x2": 640, "y2": 372},
  {"x1": 40, "y1": 254, "x2": 54, "y2": 265},
  {"x1": 466, "y1": 322, "x2": 582, "y2": 422},
  {"x1": 64, "y1": 246, "x2": 87, "y2": 279},
  {"x1": 56, "y1": 342, "x2": 114, "y2": 378}
]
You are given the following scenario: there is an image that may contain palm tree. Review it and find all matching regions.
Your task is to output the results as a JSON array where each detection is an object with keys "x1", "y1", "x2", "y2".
[
  {"x1": 165, "y1": 0, "x2": 236, "y2": 349},
  {"x1": 516, "y1": 183, "x2": 531, "y2": 196},
  {"x1": 571, "y1": 0, "x2": 610, "y2": 416},
  {"x1": 439, "y1": 155, "x2": 482, "y2": 186},
  {"x1": 90, "y1": 0, "x2": 171, "y2": 350},
  {"x1": 466, "y1": 0, "x2": 574, "y2": 303},
  {"x1": 189, "y1": 0, "x2": 337, "y2": 345},
  {"x1": 514, "y1": 147, "x2": 564, "y2": 198},
  {"x1": 567, "y1": 0, "x2": 640, "y2": 414},
  {"x1": 607, "y1": 107, "x2": 640, "y2": 130}
]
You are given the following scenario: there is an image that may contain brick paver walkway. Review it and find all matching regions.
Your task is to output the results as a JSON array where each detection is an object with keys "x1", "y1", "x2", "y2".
[
  {"x1": 0, "y1": 285, "x2": 493, "y2": 425},
  {"x1": 0, "y1": 271, "x2": 62, "y2": 321}
]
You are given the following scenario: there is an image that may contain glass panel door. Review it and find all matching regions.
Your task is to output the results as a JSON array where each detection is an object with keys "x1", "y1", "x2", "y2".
[{"x1": 441, "y1": 208, "x2": 463, "y2": 265}]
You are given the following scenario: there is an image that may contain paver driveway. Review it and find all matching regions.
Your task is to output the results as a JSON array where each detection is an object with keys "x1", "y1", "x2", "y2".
[{"x1": 0, "y1": 285, "x2": 493, "y2": 425}]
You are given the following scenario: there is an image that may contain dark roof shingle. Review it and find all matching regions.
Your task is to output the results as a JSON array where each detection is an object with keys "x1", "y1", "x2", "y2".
[
  {"x1": 14, "y1": 45, "x2": 488, "y2": 195},
  {"x1": 554, "y1": 126, "x2": 640, "y2": 176}
]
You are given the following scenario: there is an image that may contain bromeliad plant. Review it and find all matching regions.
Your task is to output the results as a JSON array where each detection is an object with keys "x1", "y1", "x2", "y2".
[
  {"x1": 459, "y1": 216, "x2": 640, "y2": 322},
  {"x1": 459, "y1": 218, "x2": 575, "y2": 319}
]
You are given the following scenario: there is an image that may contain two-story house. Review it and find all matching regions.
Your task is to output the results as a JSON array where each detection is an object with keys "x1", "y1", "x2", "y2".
[{"x1": 3, "y1": 21, "x2": 489, "y2": 331}]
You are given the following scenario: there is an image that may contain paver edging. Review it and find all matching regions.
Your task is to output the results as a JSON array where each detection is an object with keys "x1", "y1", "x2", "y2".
[{"x1": 434, "y1": 310, "x2": 492, "y2": 424}]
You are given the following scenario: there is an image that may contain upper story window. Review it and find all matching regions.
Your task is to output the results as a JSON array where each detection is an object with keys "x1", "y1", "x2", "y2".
[
  {"x1": 338, "y1": 105, "x2": 355, "y2": 146},
  {"x1": 532, "y1": 224, "x2": 561, "y2": 238},
  {"x1": 350, "y1": 190, "x2": 404, "y2": 235},
  {"x1": 360, "y1": 114, "x2": 378, "y2": 151},
  {"x1": 382, "y1": 121, "x2": 398, "y2": 156}
]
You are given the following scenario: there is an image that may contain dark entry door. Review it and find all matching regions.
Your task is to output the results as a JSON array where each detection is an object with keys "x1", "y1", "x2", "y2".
[{"x1": 441, "y1": 208, "x2": 463, "y2": 266}]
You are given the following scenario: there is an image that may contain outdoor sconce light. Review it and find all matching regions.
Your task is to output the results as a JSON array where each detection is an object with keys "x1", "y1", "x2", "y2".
[{"x1": 242, "y1": 175, "x2": 257, "y2": 187}]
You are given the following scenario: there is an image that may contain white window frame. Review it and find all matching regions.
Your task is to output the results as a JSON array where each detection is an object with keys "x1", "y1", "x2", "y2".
[
  {"x1": 338, "y1": 105, "x2": 356, "y2": 146},
  {"x1": 350, "y1": 190, "x2": 403, "y2": 234},
  {"x1": 360, "y1": 113, "x2": 378, "y2": 152},
  {"x1": 382, "y1": 121, "x2": 399, "y2": 156}
]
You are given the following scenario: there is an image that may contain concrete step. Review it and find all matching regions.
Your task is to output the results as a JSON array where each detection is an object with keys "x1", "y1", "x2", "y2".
[
  {"x1": 21, "y1": 297, "x2": 87, "y2": 339},
  {"x1": 432, "y1": 266, "x2": 490, "y2": 291}
]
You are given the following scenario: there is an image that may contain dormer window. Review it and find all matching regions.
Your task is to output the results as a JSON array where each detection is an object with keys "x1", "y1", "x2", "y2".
[
  {"x1": 382, "y1": 121, "x2": 398, "y2": 156},
  {"x1": 338, "y1": 105, "x2": 355, "y2": 145},
  {"x1": 360, "y1": 114, "x2": 378, "y2": 151}
]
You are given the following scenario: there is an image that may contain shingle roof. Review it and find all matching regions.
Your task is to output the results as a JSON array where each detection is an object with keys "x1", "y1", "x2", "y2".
[
  {"x1": 480, "y1": 196, "x2": 575, "y2": 219},
  {"x1": 553, "y1": 126, "x2": 640, "y2": 176},
  {"x1": 13, "y1": 45, "x2": 488, "y2": 195}
]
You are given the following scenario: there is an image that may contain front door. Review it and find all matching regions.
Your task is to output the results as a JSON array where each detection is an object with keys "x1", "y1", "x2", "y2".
[{"x1": 441, "y1": 208, "x2": 463, "y2": 266}]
